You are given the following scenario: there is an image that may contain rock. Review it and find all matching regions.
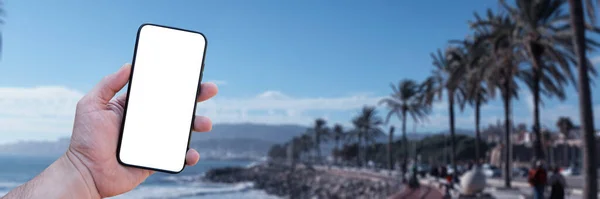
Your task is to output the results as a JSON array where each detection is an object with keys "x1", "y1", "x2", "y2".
[
  {"x1": 203, "y1": 162, "x2": 396, "y2": 198},
  {"x1": 204, "y1": 167, "x2": 249, "y2": 183}
]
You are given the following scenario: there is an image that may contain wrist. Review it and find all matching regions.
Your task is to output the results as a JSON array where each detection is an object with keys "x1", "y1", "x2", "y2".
[
  {"x1": 2, "y1": 153, "x2": 100, "y2": 199},
  {"x1": 63, "y1": 151, "x2": 101, "y2": 199}
]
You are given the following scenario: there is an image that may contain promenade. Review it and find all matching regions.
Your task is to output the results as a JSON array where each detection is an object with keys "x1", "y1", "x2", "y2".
[{"x1": 316, "y1": 165, "x2": 599, "y2": 199}]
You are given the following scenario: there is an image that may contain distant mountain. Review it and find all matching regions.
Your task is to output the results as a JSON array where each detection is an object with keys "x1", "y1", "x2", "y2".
[
  {"x1": 435, "y1": 128, "x2": 475, "y2": 137},
  {"x1": 0, "y1": 123, "x2": 474, "y2": 158},
  {"x1": 0, "y1": 123, "x2": 306, "y2": 157},
  {"x1": 371, "y1": 128, "x2": 474, "y2": 143},
  {"x1": 190, "y1": 138, "x2": 276, "y2": 160},
  {"x1": 192, "y1": 123, "x2": 307, "y2": 143},
  {"x1": 0, "y1": 138, "x2": 70, "y2": 157}
]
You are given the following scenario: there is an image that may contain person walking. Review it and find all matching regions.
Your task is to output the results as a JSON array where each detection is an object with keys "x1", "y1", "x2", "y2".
[
  {"x1": 528, "y1": 160, "x2": 548, "y2": 199},
  {"x1": 430, "y1": 164, "x2": 440, "y2": 180},
  {"x1": 548, "y1": 166, "x2": 567, "y2": 199},
  {"x1": 440, "y1": 165, "x2": 448, "y2": 183}
]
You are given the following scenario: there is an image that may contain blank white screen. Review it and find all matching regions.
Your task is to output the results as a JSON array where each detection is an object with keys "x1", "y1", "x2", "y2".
[{"x1": 118, "y1": 24, "x2": 206, "y2": 173}]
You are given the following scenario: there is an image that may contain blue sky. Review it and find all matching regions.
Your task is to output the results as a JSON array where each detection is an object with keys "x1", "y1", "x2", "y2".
[{"x1": 0, "y1": 0, "x2": 599, "y2": 143}]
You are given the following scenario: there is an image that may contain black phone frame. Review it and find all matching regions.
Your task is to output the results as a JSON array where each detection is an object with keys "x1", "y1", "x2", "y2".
[{"x1": 116, "y1": 23, "x2": 207, "y2": 174}]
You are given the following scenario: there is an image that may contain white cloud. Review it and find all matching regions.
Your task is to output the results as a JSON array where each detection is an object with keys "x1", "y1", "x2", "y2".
[
  {"x1": 526, "y1": 93, "x2": 535, "y2": 114},
  {"x1": 256, "y1": 90, "x2": 290, "y2": 100},
  {"x1": 0, "y1": 85, "x2": 461, "y2": 141},
  {"x1": 2, "y1": 85, "x2": 594, "y2": 144},
  {"x1": 0, "y1": 86, "x2": 83, "y2": 143},
  {"x1": 204, "y1": 80, "x2": 227, "y2": 86},
  {"x1": 200, "y1": 92, "x2": 383, "y2": 112},
  {"x1": 195, "y1": 90, "x2": 385, "y2": 125},
  {"x1": 0, "y1": 86, "x2": 386, "y2": 143}
]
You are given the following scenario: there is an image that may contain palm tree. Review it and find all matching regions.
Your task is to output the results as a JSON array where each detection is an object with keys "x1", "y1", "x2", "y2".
[
  {"x1": 309, "y1": 118, "x2": 329, "y2": 164},
  {"x1": 386, "y1": 126, "x2": 395, "y2": 172},
  {"x1": 332, "y1": 124, "x2": 345, "y2": 165},
  {"x1": 450, "y1": 34, "x2": 491, "y2": 166},
  {"x1": 569, "y1": 0, "x2": 599, "y2": 197},
  {"x1": 456, "y1": 32, "x2": 567, "y2": 165},
  {"x1": 299, "y1": 133, "x2": 315, "y2": 162},
  {"x1": 464, "y1": 69, "x2": 490, "y2": 166},
  {"x1": 486, "y1": 0, "x2": 599, "y2": 192},
  {"x1": 379, "y1": 79, "x2": 431, "y2": 177},
  {"x1": 496, "y1": 0, "x2": 594, "y2": 163},
  {"x1": 289, "y1": 136, "x2": 305, "y2": 164},
  {"x1": 351, "y1": 106, "x2": 384, "y2": 167},
  {"x1": 556, "y1": 117, "x2": 575, "y2": 166},
  {"x1": 350, "y1": 118, "x2": 363, "y2": 166},
  {"x1": 541, "y1": 129, "x2": 554, "y2": 164},
  {"x1": 362, "y1": 107, "x2": 385, "y2": 166},
  {"x1": 423, "y1": 47, "x2": 466, "y2": 182},
  {"x1": 470, "y1": 9, "x2": 522, "y2": 188}
]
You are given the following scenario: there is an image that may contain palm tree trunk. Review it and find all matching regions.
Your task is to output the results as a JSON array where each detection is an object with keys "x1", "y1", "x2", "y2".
[
  {"x1": 388, "y1": 126, "x2": 395, "y2": 171},
  {"x1": 402, "y1": 110, "x2": 408, "y2": 182},
  {"x1": 530, "y1": 57, "x2": 545, "y2": 161},
  {"x1": 567, "y1": 0, "x2": 599, "y2": 198},
  {"x1": 357, "y1": 132, "x2": 362, "y2": 167},
  {"x1": 445, "y1": 135, "x2": 448, "y2": 164},
  {"x1": 363, "y1": 135, "x2": 368, "y2": 167},
  {"x1": 548, "y1": 143, "x2": 554, "y2": 166},
  {"x1": 316, "y1": 133, "x2": 321, "y2": 164},
  {"x1": 413, "y1": 122, "x2": 418, "y2": 162},
  {"x1": 475, "y1": 97, "x2": 481, "y2": 166},
  {"x1": 448, "y1": 90, "x2": 457, "y2": 181},
  {"x1": 564, "y1": 144, "x2": 569, "y2": 166},
  {"x1": 335, "y1": 138, "x2": 339, "y2": 165},
  {"x1": 503, "y1": 86, "x2": 512, "y2": 188}
]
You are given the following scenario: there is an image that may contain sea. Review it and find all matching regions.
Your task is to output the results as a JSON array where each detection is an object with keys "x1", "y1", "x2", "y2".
[{"x1": 0, "y1": 155, "x2": 279, "y2": 199}]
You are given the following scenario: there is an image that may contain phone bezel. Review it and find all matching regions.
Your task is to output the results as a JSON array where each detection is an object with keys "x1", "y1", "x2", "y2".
[{"x1": 116, "y1": 23, "x2": 207, "y2": 174}]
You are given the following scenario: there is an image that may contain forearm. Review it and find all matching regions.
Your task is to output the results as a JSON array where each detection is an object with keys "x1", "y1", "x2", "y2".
[{"x1": 2, "y1": 154, "x2": 100, "y2": 199}]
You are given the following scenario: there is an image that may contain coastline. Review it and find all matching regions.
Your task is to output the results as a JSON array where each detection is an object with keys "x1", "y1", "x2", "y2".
[{"x1": 203, "y1": 161, "x2": 400, "y2": 198}]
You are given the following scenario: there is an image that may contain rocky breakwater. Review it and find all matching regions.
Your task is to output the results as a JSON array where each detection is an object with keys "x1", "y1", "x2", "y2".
[{"x1": 204, "y1": 163, "x2": 399, "y2": 199}]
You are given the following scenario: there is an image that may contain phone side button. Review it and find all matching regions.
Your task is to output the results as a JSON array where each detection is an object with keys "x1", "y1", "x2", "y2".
[{"x1": 191, "y1": 115, "x2": 195, "y2": 130}]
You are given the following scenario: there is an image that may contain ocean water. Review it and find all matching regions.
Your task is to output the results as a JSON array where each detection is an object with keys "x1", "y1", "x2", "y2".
[{"x1": 0, "y1": 155, "x2": 278, "y2": 199}]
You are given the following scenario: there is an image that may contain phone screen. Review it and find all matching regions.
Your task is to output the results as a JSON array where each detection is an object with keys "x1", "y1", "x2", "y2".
[{"x1": 117, "y1": 24, "x2": 206, "y2": 173}]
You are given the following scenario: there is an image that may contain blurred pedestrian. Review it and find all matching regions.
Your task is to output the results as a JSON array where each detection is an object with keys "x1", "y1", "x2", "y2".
[
  {"x1": 430, "y1": 164, "x2": 436, "y2": 176},
  {"x1": 548, "y1": 166, "x2": 566, "y2": 199},
  {"x1": 440, "y1": 166, "x2": 448, "y2": 182},
  {"x1": 528, "y1": 160, "x2": 548, "y2": 199}
]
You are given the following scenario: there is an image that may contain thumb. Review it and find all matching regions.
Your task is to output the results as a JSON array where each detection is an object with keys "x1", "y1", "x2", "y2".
[{"x1": 89, "y1": 63, "x2": 131, "y2": 104}]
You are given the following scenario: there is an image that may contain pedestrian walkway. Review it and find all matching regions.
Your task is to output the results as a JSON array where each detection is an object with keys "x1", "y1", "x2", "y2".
[
  {"x1": 485, "y1": 186, "x2": 582, "y2": 199},
  {"x1": 423, "y1": 177, "x2": 586, "y2": 199},
  {"x1": 388, "y1": 185, "x2": 445, "y2": 199},
  {"x1": 313, "y1": 166, "x2": 594, "y2": 199},
  {"x1": 485, "y1": 178, "x2": 592, "y2": 198}
]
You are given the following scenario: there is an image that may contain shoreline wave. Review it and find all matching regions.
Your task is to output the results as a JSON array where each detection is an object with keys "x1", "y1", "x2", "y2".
[
  {"x1": 1, "y1": 177, "x2": 276, "y2": 199},
  {"x1": 109, "y1": 182, "x2": 256, "y2": 199},
  {"x1": 0, "y1": 158, "x2": 277, "y2": 199}
]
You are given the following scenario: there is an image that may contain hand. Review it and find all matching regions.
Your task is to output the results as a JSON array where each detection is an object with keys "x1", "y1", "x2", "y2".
[{"x1": 66, "y1": 63, "x2": 218, "y2": 198}]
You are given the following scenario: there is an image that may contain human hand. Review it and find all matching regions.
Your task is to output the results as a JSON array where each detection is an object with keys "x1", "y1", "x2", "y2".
[{"x1": 66, "y1": 63, "x2": 218, "y2": 198}]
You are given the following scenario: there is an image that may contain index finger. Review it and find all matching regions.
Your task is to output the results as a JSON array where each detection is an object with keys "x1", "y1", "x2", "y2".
[{"x1": 197, "y1": 82, "x2": 218, "y2": 102}]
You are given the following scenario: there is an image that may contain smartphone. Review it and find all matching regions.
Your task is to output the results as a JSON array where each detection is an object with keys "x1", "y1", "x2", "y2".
[{"x1": 116, "y1": 24, "x2": 207, "y2": 173}]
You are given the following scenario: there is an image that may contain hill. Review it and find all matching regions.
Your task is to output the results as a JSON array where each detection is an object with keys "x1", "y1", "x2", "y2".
[
  {"x1": 0, "y1": 123, "x2": 474, "y2": 158},
  {"x1": 0, "y1": 123, "x2": 307, "y2": 158},
  {"x1": 191, "y1": 123, "x2": 307, "y2": 143}
]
